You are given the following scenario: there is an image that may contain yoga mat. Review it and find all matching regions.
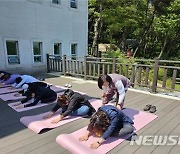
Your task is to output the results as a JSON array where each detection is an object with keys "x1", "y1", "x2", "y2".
[
  {"x1": 0, "y1": 92, "x2": 26, "y2": 101},
  {"x1": 50, "y1": 85, "x2": 66, "y2": 92},
  {"x1": 20, "y1": 99, "x2": 102, "y2": 133},
  {"x1": 50, "y1": 85, "x2": 86, "y2": 95},
  {"x1": 56, "y1": 109, "x2": 158, "y2": 154},
  {"x1": 0, "y1": 87, "x2": 22, "y2": 95},
  {"x1": 0, "y1": 84, "x2": 11, "y2": 88},
  {"x1": 8, "y1": 91, "x2": 65, "y2": 112}
]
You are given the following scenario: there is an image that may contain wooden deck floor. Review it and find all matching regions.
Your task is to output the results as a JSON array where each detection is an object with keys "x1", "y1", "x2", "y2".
[{"x1": 0, "y1": 75, "x2": 180, "y2": 154}]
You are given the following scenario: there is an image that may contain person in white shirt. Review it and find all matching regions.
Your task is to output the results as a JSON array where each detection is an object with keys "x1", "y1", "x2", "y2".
[
  {"x1": 12, "y1": 75, "x2": 38, "y2": 88},
  {"x1": 98, "y1": 74, "x2": 131, "y2": 110}
]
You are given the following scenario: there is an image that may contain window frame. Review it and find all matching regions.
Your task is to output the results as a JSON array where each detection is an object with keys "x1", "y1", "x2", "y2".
[
  {"x1": 70, "y1": 0, "x2": 78, "y2": 9},
  {"x1": 50, "y1": 0, "x2": 62, "y2": 8},
  {"x1": 28, "y1": 0, "x2": 42, "y2": 4},
  {"x1": 53, "y1": 42, "x2": 62, "y2": 59},
  {"x1": 52, "y1": 0, "x2": 61, "y2": 5},
  {"x1": 5, "y1": 40, "x2": 20, "y2": 65},
  {"x1": 32, "y1": 41, "x2": 43, "y2": 63},
  {"x1": 70, "y1": 43, "x2": 78, "y2": 60}
]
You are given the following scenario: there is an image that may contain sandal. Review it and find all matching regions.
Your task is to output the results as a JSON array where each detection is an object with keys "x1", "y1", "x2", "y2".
[
  {"x1": 143, "y1": 104, "x2": 152, "y2": 111},
  {"x1": 149, "y1": 106, "x2": 157, "y2": 113}
]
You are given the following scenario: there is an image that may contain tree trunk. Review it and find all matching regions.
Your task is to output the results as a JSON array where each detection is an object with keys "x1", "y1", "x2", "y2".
[
  {"x1": 133, "y1": 11, "x2": 155, "y2": 58},
  {"x1": 143, "y1": 42, "x2": 148, "y2": 57},
  {"x1": 91, "y1": 0, "x2": 103, "y2": 57},
  {"x1": 158, "y1": 36, "x2": 167, "y2": 59},
  {"x1": 91, "y1": 17, "x2": 101, "y2": 56},
  {"x1": 121, "y1": 28, "x2": 127, "y2": 53}
]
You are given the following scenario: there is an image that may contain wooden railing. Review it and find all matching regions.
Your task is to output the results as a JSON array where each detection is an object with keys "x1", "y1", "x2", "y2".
[
  {"x1": 47, "y1": 54, "x2": 63, "y2": 73},
  {"x1": 47, "y1": 54, "x2": 180, "y2": 93}
]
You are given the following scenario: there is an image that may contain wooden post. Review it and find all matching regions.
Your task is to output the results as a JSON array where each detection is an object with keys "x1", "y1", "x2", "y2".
[
  {"x1": 151, "y1": 58, "x2": 159, "y2": 93},
  {"x1": 171, "y1": 69, "x2": 177, "y2": 90},
  {"x1": 46, "y1": 54, "x2": 50, "y2": 73},
  {"x1": 84, "y1": 56, "x2": 87, "y2": 80},
  {"x1": 112, "y1": 57, "x2": 116, "y2": 73},
  {"x1": 62, "y1": 55, "x2": 66, "y2": 76},
  {"x1": 130, "y1": 63, "x2": 136, "y2": 88}
]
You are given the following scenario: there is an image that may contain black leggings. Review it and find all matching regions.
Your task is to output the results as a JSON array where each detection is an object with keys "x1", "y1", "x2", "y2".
[{"x1": 41, "y1": 96, "x2": 57, "y2": 103}]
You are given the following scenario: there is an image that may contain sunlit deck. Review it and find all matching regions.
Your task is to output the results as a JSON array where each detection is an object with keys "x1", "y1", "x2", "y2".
[{"x1": 0, "y1": 74, "x2": 180, "y2": 154}]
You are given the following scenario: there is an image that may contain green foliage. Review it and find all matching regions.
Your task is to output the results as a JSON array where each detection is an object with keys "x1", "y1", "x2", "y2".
[{"x1": 89, "y1": 0, "x2": 180, "y2": 60}]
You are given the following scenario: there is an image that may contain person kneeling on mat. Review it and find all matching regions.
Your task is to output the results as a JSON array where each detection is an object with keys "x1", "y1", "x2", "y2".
[
  {"x1": 14, "y1": 86, "x2": 57, "y2": 109},
  {"x1": 43, "y1": 89, "x2": 96, "y2": 123},
  {"x1": 14, "y1": 82, "x2": 48, "y2": 97},
  {"x1": 79, "y1": 105, "x2": 134, "y2": 149}
]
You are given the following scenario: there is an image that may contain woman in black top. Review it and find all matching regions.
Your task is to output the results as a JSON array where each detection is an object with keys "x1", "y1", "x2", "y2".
[
  {"x1": 43, "y1": 89, "x2": 96, "y2": 124},
  {"x1": 14, "y1": 81, "x2": 48, "y2": 97},
  {"x1": 15, "y1": 86, "x2": 57, "y2": 109}
]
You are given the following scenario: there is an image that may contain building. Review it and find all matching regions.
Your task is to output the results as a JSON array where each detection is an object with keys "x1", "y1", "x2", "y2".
[{"x1": 0, "y1": 0, "x2": 88, "y2": 74}]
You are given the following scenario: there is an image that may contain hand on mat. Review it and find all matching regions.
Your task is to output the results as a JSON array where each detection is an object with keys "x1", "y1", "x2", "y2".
[
  {"x1": 90, "y1": 142, "x2": 100, "y2": 149},
  {"x1": 15, "y1": 104, "x2": 24, "y2": 109},
  {"x1": 9, "y1": 87, "x2": 15, "y2": 90},
  {"x1": 14, "y1": 93, "x2": 20, "y2": 97},
  {"x1": 43, "y1": 112, "x2": 53, "y2": 119},
  {"x1": 79, "y1": 134, "x2": 89, "y2": 141},
  {"x1": 51, "y1": 115, "x2": 63, "y2": 124},
  {"x1": 12, "y1": 102, "x2": 22, "y2": 106}
]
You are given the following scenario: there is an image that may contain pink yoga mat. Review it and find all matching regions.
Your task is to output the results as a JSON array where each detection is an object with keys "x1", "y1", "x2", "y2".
[
  {"x1": 0, "y1": 92, "x2": 26, "y2": 101},
  {"x1": 8, "y1": 92, "x2": 65, "y2": 112},
  {"x1": 56, "y1": 109, "x2": 158, "y2": 154},
  {"x1": 20, "y1": 99, "x2": 102, "y2": 133},
  {"x1": 0, "y1": 87, "x2": 22, "y2": 95},
  {"x1": 49, "y1": 85, "x2": 86, "y2": 95}
]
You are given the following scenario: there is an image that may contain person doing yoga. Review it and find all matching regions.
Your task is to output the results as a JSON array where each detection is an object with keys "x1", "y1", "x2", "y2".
[
  {"x1": 79, "y1": 105, "x2": 134, "y2": 149},
  {"x1": 43, "y1": 89, "x2": 96, "y2": 123}
]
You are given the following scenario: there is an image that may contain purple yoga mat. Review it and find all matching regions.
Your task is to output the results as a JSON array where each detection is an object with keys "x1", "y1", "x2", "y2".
[
  {"x1": 0, "y1": 92, "x2": 26, "y2": 101},
  {"x1": 56, "y1": 109, "x2": 158, "y2": 154},
  {"x1": 0, "y1": 84, "x2": 11, "y2": 88},
  {"x1": 8, "y1": 91, "x2": 65, "y2": 112},
  {"x1": 0, "y1": 87, "x2": 22, "y2": 95}
]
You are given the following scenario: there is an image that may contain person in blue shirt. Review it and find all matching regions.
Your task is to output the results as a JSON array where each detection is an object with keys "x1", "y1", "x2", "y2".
[{"x1": 79, "y1": 105, "x2": 134, "y2": 149}]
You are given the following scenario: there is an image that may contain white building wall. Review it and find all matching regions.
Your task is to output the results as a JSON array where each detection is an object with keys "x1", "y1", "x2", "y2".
[{"x1": 0, "y1": 0, "x2": 88, "y2": 74}]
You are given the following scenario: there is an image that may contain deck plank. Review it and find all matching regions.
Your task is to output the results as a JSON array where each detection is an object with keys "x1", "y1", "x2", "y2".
[{"x1": 0, "y1": 76, "x2": 179, "y2": 154}]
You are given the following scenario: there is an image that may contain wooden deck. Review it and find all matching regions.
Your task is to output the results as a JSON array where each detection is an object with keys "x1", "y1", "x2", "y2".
[{"x1": 0, "y1": 75, "x2": 180, "y2": 154}]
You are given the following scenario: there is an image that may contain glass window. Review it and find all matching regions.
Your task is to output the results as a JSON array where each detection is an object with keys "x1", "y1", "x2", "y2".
[
  {"x1": 33, "y1": 42, "x2": 42, "y2": 63},
  {"x1": 70, "y1": 0, "x2": 77, "y2": 9},
  {"x1": 52, "y1": 0, "x2": 60, "y2": 5},
  {"x1": 6, "y1": 41, "x2": 20, "y2": 64},
  {"x1": 54, "y1": 43, "x2": 62, "y2": 59},
  {"x1": 28, "y1": 0, "x2": 42, "y2": 3},
  {"x1": 71, "y1": 43, "x2": 77, "y2": 60}
]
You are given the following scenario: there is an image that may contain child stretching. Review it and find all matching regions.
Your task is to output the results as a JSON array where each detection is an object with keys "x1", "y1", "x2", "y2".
[
  {"x1": 79, "y1": 105, "x2": 134, "y2": 149},
  {"x1": 43, "y1": 89, "x2": 96, "y2": 123}
]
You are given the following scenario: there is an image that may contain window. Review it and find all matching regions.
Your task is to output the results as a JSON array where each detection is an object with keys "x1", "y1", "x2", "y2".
[
  {"x1": 6, "y1": 41, "x2": 20, "y2": 64},
  {"x1": 71, "y1": 43, "x2": 77, "y2": 60},
  {"x1": 54, "y1": 43, "x2": 62, "y2": 59},
  {"x1": 70, "y1": 0, "x2": 77, "y2": 9},
  {"x1": 28, "y1": 0, "x2": 42, "y2": 4},
  {"x1": 52, "y1": 0, "x2": 60, "y2": 5},
  {"x1": 33, "y1": 42, "x2": 42, "y2": 63}
]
